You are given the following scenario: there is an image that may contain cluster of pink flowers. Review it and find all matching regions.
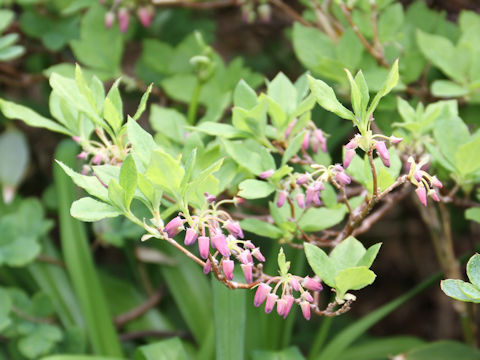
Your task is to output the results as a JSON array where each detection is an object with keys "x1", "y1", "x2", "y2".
[
  {"x1": 254, "y1": 275, "x2": 323, "y2": 320},
  {"x1": 407, "y1": 156, "x2": 442, "y2": 206},
  {"x1": 343, "y1": 134, "x2": 403, "y2": 169},
  {"x1": 161, "y1": 194, "x2": 265, "y2": 283},
  {"x1": 284, "y1": 119, "x2": 328, "y2": 154},
  {"x1": 102, "y1": 1, "x2": 155, "y2": 33}
]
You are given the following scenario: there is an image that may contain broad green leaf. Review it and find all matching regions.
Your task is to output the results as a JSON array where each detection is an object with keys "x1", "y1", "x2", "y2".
[
  {"x1": 335, "y1": 267, "x2": 376, "y2": 298},
  {"x1": 268, "y1": 72, "x2": 298, "y2": 115},
  {"x1": 455, "y1": 138, "x2": 480, "y2": 176},
  {"x1": 282, "y1": 131, "x2": 305, "y2": 165},
  {"x1": 103, "y1": 98, "x2": 122, "y2": 133},
  {"x1": 240, "y1": 218, "x2": 283, "y2": 239},
  {"x1": 465, "y1": 208, "x2": 480, "y2": 223},
  {"x1": 336, "y1": 336, "x2": 424, "y2": 360},
  {"x1": 304, "y1": 243, "x2": 336, "y2": 287},
  {"x1": 150, "y1": 105, "x2": 187, "y2": 143},
  {"x1": 146, "y1": 149, "x2": 184, "y2": 196},
  {"x1": 0, "y1": 130, "x2": 29, "y2": 192},
  {"x1": 378, "y1": 3, "x2": 404, "y2": 42},
  {"x1": 405, "y1": 340, "x2": 480, "y2": 360},
  {"x1": 457, "y1": 280, "x2": 480, "y2": 300},
  {"x1": 18, "y1": 324, "x2": 63, "y2": 359},
  {"x1": 357, "y1": 243, "x2": 382, "y2": 268},
  {"x1": 71, "y1": 197, "x2": 121, "y2": 222},
  {"x1": 135, "y1": 338, "x2": 188, "y2": 360},
  {"x1": 298, "y1": 206, "x2": 347, "y2": 232},
  {"x1": 238, "y1": 179, "x2": 275, "y2": 199},
  {"x1": 329, "y1": 236, "x2": 366, "y2": 272},
  {"x1": 127, "y1": 117, "x2": 157, "y2": 167},
  {"x1": 119, "y1": 155, "x2": 137, "y2": 208},
  {"x1": 234, "y1": 79, "x2": 258, "y2": 109},
  {"x1": 346, "y1": 70, "x2": 363, "y2": 119},
  {"x1": 212, "y1": 277, "x2": 245, "y2": 360},
  {"x1": 431, "y1": 80, "x2": 469, "y2": 97},
  {"x1": 0, "y1": 98, "x2": 70, "y2": 135},
  {"x1": 252, "y1": 346, "x2": 305, "y2": 360},
  {"x1": 440, "y1": 279, "x2": 480, "y2": 303},
  {"x1": 307, "y1": 75, "x2": 355, "y2": 121},
  {"x1": 56, "y1": 161, "x2": 109, "y2": 202},
  {"x1": 0, "y1": 10, "x2": 14, "y2": 33},
  {"x1": 191, "y1": 122, "x2": 246, "y2": 139},
  {"x1": 108, "y1": 179, "x2": 126, "y2": 211},
  {"x1": 222, "y1": 139, "x2": 276, "y2": 175},
  {"x1": 467, "y1": 254, "x2": 480, "y2": 289}
]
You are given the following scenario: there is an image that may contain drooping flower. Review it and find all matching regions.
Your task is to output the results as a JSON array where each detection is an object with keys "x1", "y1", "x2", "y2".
[
  {"x1": 222, "y1": 259, "x2": 234, "y2": 280},
  {"x1": 198, "y1": 236, "x2": 210, "y2": 259},
  {"x1": 241, "y1": 263, "x2": 253, "y2": 283},
  {"x1": 254, "y1": 283, "x2": 271, "y2": 307},
  {"x1": 224, "y1": 220, "x2": 244, "y2": 239},
  {"x1": 277, "y1": 190, "x2": 288, "y2": 208},
  {"x1": 375, "y1": 141, "x2": 390, "y2": 167},
  {"x1": 415, "y1": 185, "x2": 427, "y2": 207},
  {"x1": 303, "y1": 276, "x2": 323, "y2": 292},
  {"x1": 264, "y1": 293, "x2": 278, "y2": 314},
  {"x1": 118, "y1": 8, "x2": 130, "y2": 33},
  {"x1": 259, "y1": 169, "x2": 274, "y2": 179},
  {"x1": 300, "y1": 301, "x2": 311, "y2": 320},
  {"x1": 296, "y1": 193, "x2": 306, "y2": 209},
  {"x1": 164, "y1": 216, "x2": 184, "y2": 238},
  {"x1": 137, "y1": 6, "x2": 154, "y2": 27},
  {"x1": 212, "y1": 233, "x2": 230, "y2": 257},
  {"x1": 343, "y1": 148, "x2": 355, "y2": 169},
  {"x1": 104, "y1": 11, "x2": 115, "y2": 28},
  {"x1": 184, "y1": 228, "x2": 198, "y2": 246}
]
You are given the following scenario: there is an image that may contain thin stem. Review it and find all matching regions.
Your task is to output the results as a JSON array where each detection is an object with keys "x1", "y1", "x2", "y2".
[
  {"x1": 164, "y1": 236, "x2": 205, "y2": 267},
  {"x1": 268, "y1": 0, "x2": 312, "y2": 27},
  {"x1": 368, "y1": 149, "x2": 378, "y2": 199},
  {"x1": 114, "y1": 286, "x2": 164, "y2": 328},
  {"x1": 187, "y1": 80, "x2": 202, "y2": 125},
  {"x1": 119, "y1": 330, "x2": 188, "y2": 342}
]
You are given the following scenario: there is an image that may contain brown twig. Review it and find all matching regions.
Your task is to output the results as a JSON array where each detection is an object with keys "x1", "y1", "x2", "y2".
[
  {"x1": 114, "y1": 286, "x2": 165, "y2": 328},
  {"x1": 119, "y1": 329, "x2": 189, "y2": 342},
  {"x1": 268, "y1": 0, "x2": 312, "y2": 27},
  {"x1": 36, "y1": 254, "x2": 65, "y2": 268}
]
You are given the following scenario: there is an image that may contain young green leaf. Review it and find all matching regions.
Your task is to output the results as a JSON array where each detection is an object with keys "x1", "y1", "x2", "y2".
[
  {"x1": 335, "y1": 266, "x2": 376, "y2": 298},
  {"x1": 133, "y1": 83, "x2": 153, "y2": 121},
  {"x1": 304, "y1": 243, "x2": 336, "y2": 287},
  {"x1": 238, "y1": 179, "x2": 275, "y2": 199},
  {"x1": 119, "y1": 155, "x2": 138, "y2": 209},
  {"x1": 71, "y1": 197, "x2": 121, "y2": 222}
]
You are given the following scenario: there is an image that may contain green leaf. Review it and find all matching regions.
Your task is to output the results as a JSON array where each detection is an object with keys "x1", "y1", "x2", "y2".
[
  {"x1": 307, "y1": 75, "x2": 355, "y2": 121},
  {"x1": 405, "y1": 340, "x2": 480, "y2": 360},
  {"x1": 281, "y1": 131, "x2": 305, "y2": 165},
  {"x1": 304, "y1": 243, "x2": 336, "y2": 287},
  {"x1": 298, "y1": 206, "x2": 347, "y2": 232},
  {"x1": 378, "y1": 3, "x2": 404, "y2": 42},
  {"x1": 133, "y1": 83, "x2": 153, "y2": 121},
  {"x1": 268, "y1": 72, "x2": 298, "y2": 115},
  {"x1": 329, "y1": 236, "x2": 366, "y2": 272},
  {"x1": 455, "y1": 137, "x2": 480, "y2": 176},
  {"x1": 135, "y1": 338, "x2": 188, "y2": 360},
  {"x1": 127, "y1": 117, "x2": 157, "y2": 167},
  {"x1": 346, "y1": 70, "x2": 363, "y2": 119},
  {"x1": 18, "y1": 324, "x2": 63, "y2": 359},
  {"x1": 277, "y1": 248, "x2": 290, "y2": 275},
  {"x1": 41, "y1": 356, "x2": 125, "y2": 360},
  {"x1": 0, "y1": 98, "x2": 70, "y2": 135},
  {"x1": 150, "y1": 105, "x2": 187, "y2": 143},
  {"x1": 465, "y1": 208, "x2": 480, "y2": 223},
  {"x1": 238, "y1": 179, "x2": 275, "y2": 199},
  {"x1": 240, "y1": 218, "x2": 283, "y2": 239},
  {"x1": 71, "y1": 197, "x2": 121, "y2": 222},
  {"x1": 56, "y1": 161, "x2": 109, "y2": 202},
  {"x1": 212, "y1": 277, "x2": 245, "y2": 360},
  {"x1": 335, "y1": 267, "x2": 376, "y2": 298},
  {"x1": 0, "y1": 44, "x2": 24, "y2": 61},
  {"x1": 336, "y1": 336, "x2": 424, "y2": 360},
  {"x1": 223, "y1": 139, "x2": 276, "y2": 175},
  {"x1": 0, "y1": 130, "x2": 29, "y2": 194},
  {"x1": 191, "y1": 122, "x2": 246, "y2": 139},
  {"x1": 119, "y1": 155, "x2": 137, "y2": 209},
  {"x1": 0, "y1": 10, "x2": 14, "y2": 33},
  {"x1": 440, "y1": 279, "x2": 480, "y2": 303},
  {"x1": 146, "y1": 149, "x2": 185, "y2": 196},
  {"x1": 70, "y1": 4, "x2": 123, "y2": 77},
  {"x1": 367, "y1": 59, "x2": 399, "y2": 118},
  {"x1": 0, "y1": 288, "x2": 11, "y2": 331},
  {"x1": 431, "y1": 80, "x2": 469, "y2": 97},
  {"x1": 234, "y1": 79, "x2": 258, "y2": 109},
  {"x1": 103, "y1": 98, "x2": 122, "y2": 133},
  {"x1": 467, "y1": 254, "x2": 480, "y2": 289},
  {"x1": 357, "y1": 243, "x2": 382, "y2": 268},
  {"x1": 252, "y1": 347, "x2": 305, "y2": 360}
]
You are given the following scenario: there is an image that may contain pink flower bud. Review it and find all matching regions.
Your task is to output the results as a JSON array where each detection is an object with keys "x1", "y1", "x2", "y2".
[
  {"x1": 118, "y1": 8, "x2": 130, "y2": 33},
  {"x1": 204, "y1": 192, "x2": 216, "y2": 203},
  {"x1": 336, "y1": 171, "x2": 351, "y2": 185},
  {"x1": 277, "y1": 190, "x2": 288, "y2": 208},
  {"x1": 184, "y1": 228, "x2": 198, "y2": 246},
  {"x1": 265, "y1": 293, "x2": 278, "y2": 314},
  {"x1": 313, "y1": 181, "x2": 325, "y2": 192},
  {"x1": 290, "y1": 277, "x2": 300, "y2": 291},
  {"x1": 305, "y1": 186, "x2": 316, "y2": 207},
  {"x1": 429, "y1": 189, "x2": 440, "y2": 202},
  {"x1": 222, "y1": 259, "x2": 234, "y2": 280},
  {"x1": 212, "y1": 234, "x2": 230, "y2": 257},
  {"x1": 345, "y1": 137, "x2": 358, "y2": 150},
  {"x1": 296, "y1": 174, "x2": 310, "y2": 185},
  {"x1": 343, "y1": 148, "x2": 355, "y2": 169},
  {"x1": 282, "y1": 295, "x2": 295, "y2": 319},
  {"x1": 390, "y1": 136, "x2": 403, "y2": 144},
  {"x1": 72, "y1": 136, "x2": 81, "y2": 143},
  {"x1": 105, "y1": 11, "x2": 115, "y2": 28},
  {"x1": 414, "y1": 171, "x2": 423, "y2": 182},
  {"x1": 251, "y1": 247, "x2": 265, "y2": 262},
  {"x1": 431, "y1": 176, "x2": 443, "y2": 188},
  {"x1": 296, "y1": 193, "x2": 305, "y2": 209},
  {"x1": 375, "y1": 141, "x2": 390, "y2": 167},
  {"x1": 259, "y1": 169, "x2": 274, "y2": 179},
  {"x1": 254, "y1": 283, "x2": 271, "y2": 307},
  {"x1": 313, "y1": 129, "x2": 327, "y2": 153},
  {"x1": 238, "y1": 250, "x2": 253, "y2": 265},
  {"x1": 137, "y1": 6, "x2": 154, "y2": 27},
  {"x1": 301, "y1": 131, "x2": 311, "y2": 151},
  {"x1": 244, "y1": 240, "x2": 255, "y2": 249},
  {"x1": 224, "y1": 220, "x2": 244, "y2": 239},
  {"x1": 276, "y1": 298, "x2": 287, "y2": 317},
  {"x1": 257, "y1": 3, "x2": 271, "y2": 23},
  {"x1": 164, "y1": 216, "x2": 184, "y2": 238},
  {"x1": 303, "y1": 276, "x2": 323, "y2": 292},
  {"x1": 198, "y1": 236, "x2": 210, "y2": 259},
  {"x1": 241, "y1": 263, "x2": 253, "y2": 283},
  {"x1": 300, "y1": 301, "x2": 311, "y2": 320},
  {"x1": 416, "y1": 185, "x2": 427, "y2": 207},
  {"x1": 303, "y1": 291, "x2": 314, "y2": 303},
  {"x1": 284, "y1": 118, "x2": 297, "y2": 139},
  {"x1": 92, "y1": 153, "x2": 103, "y2": 165},
  {"x1": 77, "y1": 151, "x2": 88, "y2": 160},
  {"x1": 234, "y1": 196, "x2": 245, "y2": 205},
  {"x1": 203, "y1": 259, "x2": 211, "y2": 274}
]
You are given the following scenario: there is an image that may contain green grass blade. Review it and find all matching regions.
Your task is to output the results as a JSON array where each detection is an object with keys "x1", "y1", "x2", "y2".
[
  {"x1": 54, "y1": 140, "x2": 123, "y2": 357},
  {"x1": 212, "y1": 275, "x2": 246, "y2": 360}
]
